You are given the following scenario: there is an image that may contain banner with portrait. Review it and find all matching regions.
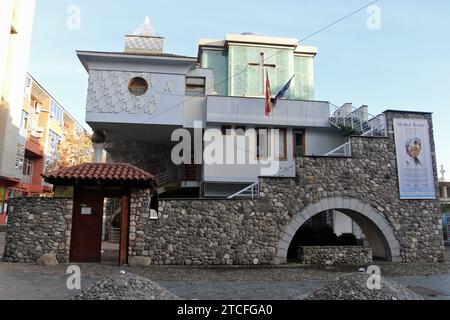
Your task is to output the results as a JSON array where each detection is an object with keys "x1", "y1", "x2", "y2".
[{"x1": 394, "y1": 118, "x2": 436, "y2": 199}]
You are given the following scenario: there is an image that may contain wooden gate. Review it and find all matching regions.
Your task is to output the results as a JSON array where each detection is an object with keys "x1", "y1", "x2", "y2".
[
  {"x1": 42, "y1": 163, "x2": 156, "y2": 266},
  {"x1": 71, "y1": 193, "x2": 104, "y2": 263},
  {"x1": 70, "y1": 187, "x2": 131, "y2": 265}
]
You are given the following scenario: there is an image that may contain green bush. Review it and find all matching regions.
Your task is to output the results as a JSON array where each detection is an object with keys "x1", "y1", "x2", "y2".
[
  {"x1": 337, "y1": 233, "x2": 358, "y2": 246},
  {"x1": 338, "y1": 125, "x2": 363, "y2": 137},
  {"x1": 295, "y1": 225, "x2": 339, "y2": 246}
]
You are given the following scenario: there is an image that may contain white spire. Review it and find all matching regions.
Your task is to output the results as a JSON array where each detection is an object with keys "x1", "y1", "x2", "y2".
[
  {"x1": 132, "y1": 16, "x2": 158, "y2": 37},
  {"x1": 125, "y1": 16, "x2": 164, "y2": 53}
]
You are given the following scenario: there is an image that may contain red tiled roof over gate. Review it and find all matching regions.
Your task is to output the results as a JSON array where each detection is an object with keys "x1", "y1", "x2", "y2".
[{"x1": 42, "y1": 163, "x2": 156, "y2": 186}]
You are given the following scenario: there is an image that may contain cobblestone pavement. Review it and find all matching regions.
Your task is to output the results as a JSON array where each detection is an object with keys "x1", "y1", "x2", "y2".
[
  {"x1": 0, "y1": 231, "x2": 449, "y2": 300},
  {"x1": 0, "y1": 261, "x2": 449, "y2": 300}
]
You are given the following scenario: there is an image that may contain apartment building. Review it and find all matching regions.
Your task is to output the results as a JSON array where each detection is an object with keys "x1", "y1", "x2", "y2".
[
  {"x1": 0, "y1": 0, "x2": 36, "y2": 225},
  {"x1": 0, "y1": 74, "x2": 88, "y2": 224}
]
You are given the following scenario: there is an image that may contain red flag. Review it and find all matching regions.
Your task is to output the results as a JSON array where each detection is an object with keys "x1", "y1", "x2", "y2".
[{"x1": 265, "y1": 70, "x2": 272, "y2": 116}]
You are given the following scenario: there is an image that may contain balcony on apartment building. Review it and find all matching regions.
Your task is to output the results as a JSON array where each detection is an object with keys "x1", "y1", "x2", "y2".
[
  {"x1": 440, "y1": 180, "x2": 450, "y2": 202},
  {"x1": 206, "y1": 95, "x2": 331, "y2": 128},
  {"x1": 25, "y1": 133, "x2": 44, "y2": 158}
]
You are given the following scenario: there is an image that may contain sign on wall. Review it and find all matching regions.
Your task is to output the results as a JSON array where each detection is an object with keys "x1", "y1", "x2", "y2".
[{"x1": 394, "y1": 118, "x2": 436, "y2": 199}]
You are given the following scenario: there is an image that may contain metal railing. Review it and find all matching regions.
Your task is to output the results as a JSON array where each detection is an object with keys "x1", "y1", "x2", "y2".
[
  {"x1": 324, "y1": 103, "x2": 387, "y2": 157},
  {"x1": 155, "y1": 168, "x2": 180, "y2": 191},
  {"x1": 276, "y1": 164, "x2": 296, "y2": 177},
  {"x1": 329, "y1": 103, "x2": 386, "y2": 137},
  {"x1": 325, "y1": 142, "x2": 352, "y2": 157},
  {"x1": 228, "y1": 182, "x2": 260, "y2": 199}
]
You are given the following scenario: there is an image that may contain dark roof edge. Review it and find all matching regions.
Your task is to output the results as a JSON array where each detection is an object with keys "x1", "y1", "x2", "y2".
[
  {"x1": 76, "y1": 50, "x2": 197, "y2": 60},
  {"x1": 383, "y1": 109, "x2": 433, "y2": 115}
]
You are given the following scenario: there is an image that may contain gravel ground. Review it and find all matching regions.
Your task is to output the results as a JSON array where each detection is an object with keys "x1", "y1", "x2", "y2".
[
  {"x1": 0, "y1": 231, "x2": 449, "y2": 300},
  {"x1": 303, "y1": 273, "x2": 424, "y2": 300},
  {"x1": 0, "y1": 261, "x2": 449, "y2": 299},
  {"x1": 75, "y1": 273, "x2": 180, "y2": 300},
  {"x1": 0, "y1": 261, "x2": 449, "y2": 282}
]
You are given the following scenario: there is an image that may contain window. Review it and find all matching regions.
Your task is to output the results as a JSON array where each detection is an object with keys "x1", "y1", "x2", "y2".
[
  {"x1": 50, "y1": 100, "x2": 63, "y2": 125},
  {"x1": 22, "y1": 156, "x2": 33, "y2": 184},
  {"x1": 293, "y1": 130, "x2": 304, "y2": 158},
  {"x1": 221, "y1": 125, "x2": 232, "y2": 136},
  {"x1": 46, "y1": 130, "x2": 61, "y2": 171},
  {"x1": 186, "y1": 77, "x2": 206, "y2": 97},
  {"x1": 248, "y1": 52, "x2": 276, "y2": 95},
  {"x1": 275, "y1": 129, "x2": 287, "y2": 160},
  {"x1": 256, "y1": 128, "x2": 269, "y2": 159},
  {"x1": 128, "y1": 77, "x2": 148, "y2": 96},
  {"x1": 24, "y1": 75, "x2": 31, "y2": 95},
  {"x1": 20, "y1": 111, "x2": 29, "y2": 137}
]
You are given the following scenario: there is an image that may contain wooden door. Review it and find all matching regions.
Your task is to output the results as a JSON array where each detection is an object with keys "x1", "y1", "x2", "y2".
[
  {"x1": 70, "y1": 193, "x2": 104, "y2": 263},
  {"x1": 118, "y1": 195, "x2": 130, "y2": 266},
  {"x1": 293, "y1": 130, "x2": 305, "y2": 158}
]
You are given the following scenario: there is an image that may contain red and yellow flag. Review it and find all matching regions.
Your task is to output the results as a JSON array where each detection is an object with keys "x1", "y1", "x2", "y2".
[{"x1": 265, "y1": 70, "x2": 272, "y2": 116}]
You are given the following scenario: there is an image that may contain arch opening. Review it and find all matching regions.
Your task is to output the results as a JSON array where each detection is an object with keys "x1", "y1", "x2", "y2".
[
  {"x1": 287, "y1": 210, "x2": 388, "y2": 262},
  {"x1": 277, "y1": 198, "x2": 402, "y2": 264}
]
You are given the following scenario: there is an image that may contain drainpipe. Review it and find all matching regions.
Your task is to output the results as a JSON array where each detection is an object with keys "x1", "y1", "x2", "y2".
[{"x1": 91, "y1": 131, "x2": 106, "y2": 163}]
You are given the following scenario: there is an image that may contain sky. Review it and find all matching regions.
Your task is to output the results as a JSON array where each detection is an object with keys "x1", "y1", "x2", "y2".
[{"x1": 28, "y1": 0, "x2": 450, "y2": 175}]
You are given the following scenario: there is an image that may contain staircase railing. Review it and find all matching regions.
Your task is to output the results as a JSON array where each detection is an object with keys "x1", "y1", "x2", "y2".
[
  {"x1": 325, "y1": 142, "x2": 351, "y2": 157},
  {"x1": 325, "y1": 103, "x2": 387, "y2": 157},
  {"x1": 155, "y1": 168, "x2": 180, "y2": 191},
  {"x1": 329, "y1": 103, "x2": 386, "y2": 137},
  {"x1": 228, "y1": 182, "x2": 260, "y2": 199}
]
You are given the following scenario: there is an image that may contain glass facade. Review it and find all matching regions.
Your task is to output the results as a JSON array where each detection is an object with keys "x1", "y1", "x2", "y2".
[
  {"x1": 50, "y1": 100, "x2": 63, "y2": 125},
  {"x1": 294, "y1": 55, "x2": 314, "y2": 100},
  {"x1": 202, "y1": 43, "x2": 315, "y2": 100},
  {"x1": 201, "y1": 49, "x2": 228, "y2": 96}
]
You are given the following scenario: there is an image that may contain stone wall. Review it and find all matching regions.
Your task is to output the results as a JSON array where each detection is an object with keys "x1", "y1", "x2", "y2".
[
  {"x1": 128, "y1": 111, "x2": 444, "y2": 265},
  {"x1": 298, "y1": 246, "x2": 373, "y2": 265},
  {"x1": 2, "y1": 111, "x2": 444, "y2": 266},
  {"x1": 129, "y1": 191, "x2": 279, "y2": 265},
  {"x1": 269, "y1": 137, "x2": 443, "y2": 262},
  {"x1": 3, "y1": 198, "x2": 72, "y2": 263}
]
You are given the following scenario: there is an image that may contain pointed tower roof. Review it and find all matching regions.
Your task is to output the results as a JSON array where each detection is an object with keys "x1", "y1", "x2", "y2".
[
  {"x1": 125, "y1": 16, "x2": 164, "y2": 54},
  {"x1": 132, "y1": 16, "x2": 158, "y2": 37}
]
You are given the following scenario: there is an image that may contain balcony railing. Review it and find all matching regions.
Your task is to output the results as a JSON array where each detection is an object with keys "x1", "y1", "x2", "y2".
[{"x1": 206, "y1": 96, "x2": 331, "y2": 128}]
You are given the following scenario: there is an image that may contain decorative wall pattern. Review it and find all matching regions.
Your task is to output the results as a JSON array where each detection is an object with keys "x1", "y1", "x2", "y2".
[
  {"x1": 86, "y1": 70, "x2": 184, "y2": 116},
  {"x1": 125, "y1": 36, "x2": 164, "y2": 53}
]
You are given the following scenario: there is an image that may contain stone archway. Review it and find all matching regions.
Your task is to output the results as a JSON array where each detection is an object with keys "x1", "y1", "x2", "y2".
[{"x1": 276, "y1": 197, "x2": 402, "y2": 264}]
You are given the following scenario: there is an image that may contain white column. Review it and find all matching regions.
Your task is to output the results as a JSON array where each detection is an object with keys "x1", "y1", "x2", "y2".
[
  {"x1": 443, "y1": 186, "x2": 448, "y2": 199},
  {"x1": 93, "y1": 143, "x2": 104, "y2": 163}
]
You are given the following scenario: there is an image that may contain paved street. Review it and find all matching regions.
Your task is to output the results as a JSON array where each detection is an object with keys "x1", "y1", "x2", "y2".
[
  {"x1": 1, "y1": 232, "x2": 450, "y2": 300},
  {"x1": 0, "y1": 261, "x2": 449, "y2": 300},
  {"x1": 0, "y1": 232, "x2": 4, "y2": 258}
]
